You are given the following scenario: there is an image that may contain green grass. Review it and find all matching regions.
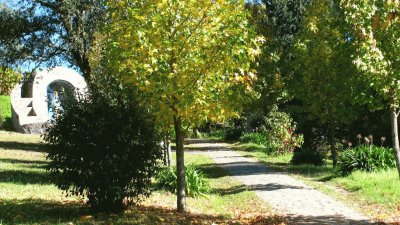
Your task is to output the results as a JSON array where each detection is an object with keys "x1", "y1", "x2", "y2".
[
  {"x1": 0, "y1": 131, "x2": 283, "y2": 225},
  {"x1": 233, "y1": 142, "x2": 400, "y2": 222},
  {"x1": 0, "y1": 95, "x2": 12, "y2": 130}
]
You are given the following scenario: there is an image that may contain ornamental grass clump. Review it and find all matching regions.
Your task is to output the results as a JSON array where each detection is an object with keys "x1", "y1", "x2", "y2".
[
  {"x1": 338, "y1": 145, "x2": 396, "y2": 176},
  {"x1": 156, "y1": 164, "x2": 209, "y2": 197}
]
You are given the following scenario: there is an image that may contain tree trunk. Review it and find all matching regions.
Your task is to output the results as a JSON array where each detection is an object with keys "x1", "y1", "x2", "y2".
[
  {"x1": 330, "y1": 125, "x2": 337, "y2": 167},
  {"x1": 162, "y1": 134, "x2": 171, "y2": 167},
  {"x1": 167, "y1": 141, "x2": 172, "y2": 167},
  {"x1": 174, "y1": 116, "x2": 186, "y2": 212},
  {"x1": 390, "y1": 107, "x2": 400, "y2": 178}
]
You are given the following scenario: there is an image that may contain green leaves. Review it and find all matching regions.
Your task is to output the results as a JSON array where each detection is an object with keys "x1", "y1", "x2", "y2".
[
  {"x1": 0, "y1": 67, "x2": 22, "y2": 95},
  {"x1": 103, "y1": 0, "x2": 262, "y2": 128},
  {"x1": 342, "y1": 0, "x2": 400, "y2": 108}
]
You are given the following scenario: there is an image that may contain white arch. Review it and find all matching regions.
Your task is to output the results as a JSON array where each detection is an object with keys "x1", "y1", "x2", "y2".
[{"x1": 11, "y1": 67, "x2": 87, "y2": 134}]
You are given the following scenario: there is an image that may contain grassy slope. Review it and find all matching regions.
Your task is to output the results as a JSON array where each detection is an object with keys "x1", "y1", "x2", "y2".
[
  {"x1": 0, "y1": 95, "x2": 11, "y2": 118},
  {"x1": 0, "y1": 95, "x2": 12, "y2": 130},
  {"x1": 233, "y1": 143, "x2": 400, "y2": 222},
  {"x1": 0, "y1": 131, "x2": 283, "y2": 225}
]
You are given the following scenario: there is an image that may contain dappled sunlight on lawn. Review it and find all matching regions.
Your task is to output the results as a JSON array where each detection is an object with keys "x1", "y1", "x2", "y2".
[{"x1": 0, "y1": 132, "x2": 286, "y2": 224}]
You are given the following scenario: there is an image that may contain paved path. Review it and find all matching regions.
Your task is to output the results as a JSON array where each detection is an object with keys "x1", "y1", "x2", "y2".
[{"x1": 185, "y1": 140, "x2": 373, "y2": 225}]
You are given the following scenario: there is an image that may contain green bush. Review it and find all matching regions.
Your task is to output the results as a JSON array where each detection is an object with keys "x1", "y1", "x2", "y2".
[
  {"x1": 290, "y1": 148, "x2": 326, "y2": 166},
  {"x1": 156, "y1": 164, "x2": 209, "y2": 197},
  {"x1": 0, "y1": 67, "x2": 22, "y2": 95},
  {"x1": 44, "y1": 76, "x2": 162, "y2": 213},
  {"x1": 239, "y1": 132, "x2": 267, "y2": 145},
  {"x1": 224, "y1": 127, "x2": 243, "y2": 141},
  {"x1": 338, "y1": 145, "x2": 396, "y2": 176},
  {"x1": 264, "y1": 106, "x2": 303, "y2": 155}
]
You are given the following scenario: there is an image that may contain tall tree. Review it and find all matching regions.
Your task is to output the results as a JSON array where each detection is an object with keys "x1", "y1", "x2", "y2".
[
  {"x1": 290, "y1": 0, "x2": 357, "y2": 167},
  {"x1": 0, "y1": 0, "x2": 105, "y2": 80},
  {"x1": 342, "y1": 0, "x2": 400, "y2": 177},
  {"x1": 102, "y1": 0, "x2": 262, "y2": 212},
  {"x1": 254, "y1": 0, "x2": 311, "y2": 110}
]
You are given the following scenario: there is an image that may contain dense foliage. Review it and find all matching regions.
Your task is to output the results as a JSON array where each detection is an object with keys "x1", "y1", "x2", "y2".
[
  {"x1": 0, "y1": 0, "x2": 106, "y2": 79},
  {"x1": 0, "y1": 67, "x2": 22, "y2": 95},
  {"x1": 338, "y1": 145, "x2": 396, "y2": 176},
  {"x1": 264, "y1": 107, "x2": 303, "y2": 154},
  {"x1": 342, "y1": 0, "x2": 400, "y2": 177},
  {"x1": 291, "y1": 148, "x2": 326, "y2": 166},
  {"x1": 156, "y1": 164, "x2": 209, "y2": 198},
  {"x1": 103, "y1": 0, "x2": 262, "y2": 212},
  {"x1": 43, "y1": 76, "x2": 162, "y2": 213}
]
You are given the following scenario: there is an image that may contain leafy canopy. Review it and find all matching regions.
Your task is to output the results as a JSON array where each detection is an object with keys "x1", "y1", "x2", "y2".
[
  {"x1": 291, "y1": 0, "x2": 357, "y2": 126},
  {"x1": 0, "y1": 0, "x2": 106, "y2": 79},
  {"x1": 341, "y1": 0, "x2": 400, "y2": 107},
  {"x1": 104, "y1": 0, "x2": 263, "y2": 128}
]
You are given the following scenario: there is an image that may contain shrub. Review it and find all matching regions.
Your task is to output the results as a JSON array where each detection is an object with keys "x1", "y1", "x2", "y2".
[
  {"x1": 338, "y1": 145, "x2": 396, "y2": 176},
  {"x1": 156, "y1": 164, "x2": 209, "y2": 197},
  {"x1": 224, "y1": 127, "x2": 243, "y2": 141},
  {"x1": 291, "y1": 148, "x2": 326, "y2": 166},
  {"x1": 264, "y1": 106, "x2": 303, "y2": 155},
  {"x1": 239, "y1": 132, "x2": 267, "y2": 145},
  {"x1": 44, "y1": 76, "x2": 162, "y2": 213},
  {"x1": 0, "y1": 67, "x2": 22, "y2": 95}
]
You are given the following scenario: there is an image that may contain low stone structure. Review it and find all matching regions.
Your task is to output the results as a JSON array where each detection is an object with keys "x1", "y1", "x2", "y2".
[{"x1": 11, "y1": 67, "x2": 87, "y2": 134}]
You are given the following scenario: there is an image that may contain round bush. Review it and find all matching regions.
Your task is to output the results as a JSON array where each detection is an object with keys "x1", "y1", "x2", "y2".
[
  {"x1": 290, "y1": 148, "x2": 326, "y2": 166},
  {"x1": 44, "y1": 77, "x2": 162, "y2": 213},
  {"x1": 156, "y1": 164, "x2": 209, "y2": 197}
]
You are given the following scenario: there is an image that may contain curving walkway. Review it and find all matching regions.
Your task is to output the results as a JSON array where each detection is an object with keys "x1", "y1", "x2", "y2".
[{"x1": 185, "y1": 140, "x2": 374, "y2": 225}]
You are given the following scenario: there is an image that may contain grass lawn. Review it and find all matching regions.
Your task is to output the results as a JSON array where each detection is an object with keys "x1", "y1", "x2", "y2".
[
  {"x1": 0, "y1": 131, "x2": 284, "y2": 225},
  {"x1": 0, "y1": 95, "x2": 12, "y2": 130},
  {"x1": 232, "y1": 143, "x2": 400, "y2": 223}
]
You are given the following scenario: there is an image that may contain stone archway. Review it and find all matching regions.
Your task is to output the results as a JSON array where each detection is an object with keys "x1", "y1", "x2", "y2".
[
  {"x1": 11, "y1": 67, "x2": 87, "y2": 134},
  {"x1": 47, "y1": 80, "x2": 75, "y2": 119}
]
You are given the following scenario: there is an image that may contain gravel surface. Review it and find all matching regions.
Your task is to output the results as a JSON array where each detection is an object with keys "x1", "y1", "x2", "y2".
[{"x1": 185, "y1": 141, "x2": 374, "y2": 225}]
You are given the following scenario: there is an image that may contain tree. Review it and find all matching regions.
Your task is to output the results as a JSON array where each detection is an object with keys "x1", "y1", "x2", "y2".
[
  {"x1": 0, "y1": 0, "x2": 105, "y2": 80},
  {"x1": 290, "y1": 0, "x2": 358, "y2": 167},
  {"x1": 341, "y1": 0, "x2": 400, "y2": 177},
  {"x1": 103, "y1": 0, "x2": 262, "y2": 212},
  {"x1": 249, "y1": 0, "x2": 311, "y2": 111}
]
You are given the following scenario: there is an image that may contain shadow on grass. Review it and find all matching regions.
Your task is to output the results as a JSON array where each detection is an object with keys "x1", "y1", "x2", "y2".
[
  {"x1": 0, "y1": 158, "x2": 47, "y2": 167},
  {"x1": 0, "y1": 141, "x2": 49, "y2": 152},
  {"x1": 0, "y1": 199, "x2": 88, "y2": 224},
  {"x1": 0, "y1": 199, "x2": 232, "y2": 225},
  {"x1": 179, "y1": 145, "x2": 231, "y2": 152},
  {"x1": 214, "y1": 183, "x2": 309, "y2": 196},
  {"x1": 197, "y1": 163, "x2": 229, "y2": 179},
  {"x1": 184, "y1": 139, "x2": 224, "y2": 144},
  {"x1": 0, "y1": 170, "x2": 54, "y2": 184}
]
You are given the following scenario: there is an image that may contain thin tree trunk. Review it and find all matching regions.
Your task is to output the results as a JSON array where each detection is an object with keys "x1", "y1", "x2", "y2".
[
  {"x1": 330, "y1": 125, "x2": 337, "y2": 167},
  {"x1": 174, "y1": 116, "x2": 186, "y2": 212},
  {"x1": 162, "y1": 134, "x2": 171, "y2": 167},
  {"x1": 390, "y1": 107, "x2": 400, "y2": 178},
  {"x1": 166, "y1": 135, "x2": 172, "y2": 167}
]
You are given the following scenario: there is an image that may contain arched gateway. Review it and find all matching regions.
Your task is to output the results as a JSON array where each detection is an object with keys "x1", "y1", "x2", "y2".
[{"x1": 11, "y1": 67, "x2": 87, "y2": 134}]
